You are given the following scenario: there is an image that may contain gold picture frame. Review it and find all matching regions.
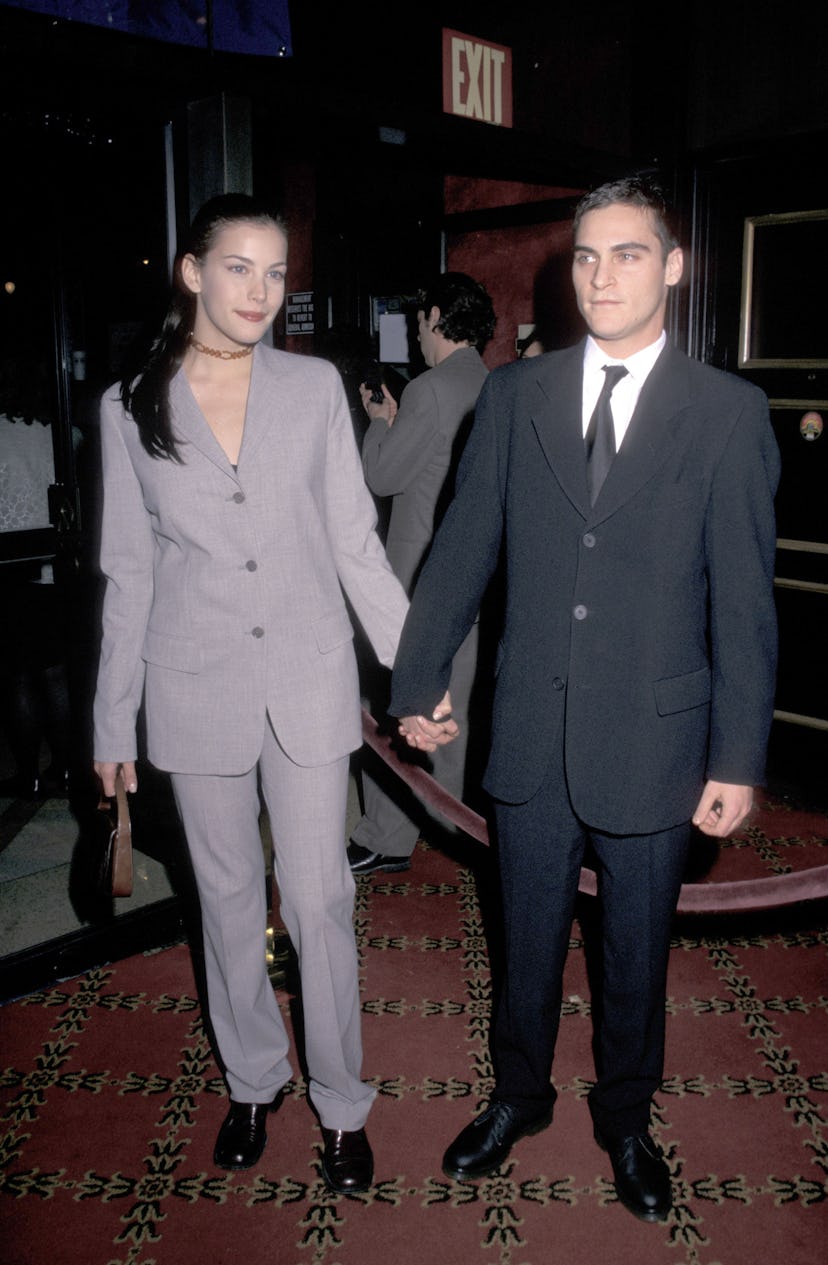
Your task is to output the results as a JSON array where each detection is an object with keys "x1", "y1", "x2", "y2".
[{"x1": 739, "y1": 209, "x2": 828, "y2": 369}]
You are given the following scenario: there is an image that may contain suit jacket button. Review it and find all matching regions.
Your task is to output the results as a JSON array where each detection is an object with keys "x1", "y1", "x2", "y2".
[
  {"x1": 246, "y1": 560, "x2": 258, "y2": 571},
  {"x1": 252, "y1": 626, "x2": 265, "y2": 638},
  {"x1": 582, "y1": 532, "x2": 596, "y2": 548},
  {"x1": 233, "y1": 491, "x2": 245, "y2": 503},
  {"x1": 552, "y1": 677, "x2": 565, "y2": 690},
  {"x1": 573, "y1": 604, "x2": 587, "y2": 620}
]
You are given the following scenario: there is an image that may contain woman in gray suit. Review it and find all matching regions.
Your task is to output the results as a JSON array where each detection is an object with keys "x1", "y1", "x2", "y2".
[{"x1": 93, "y1": 194, "x2": 409, "y2": 1192}]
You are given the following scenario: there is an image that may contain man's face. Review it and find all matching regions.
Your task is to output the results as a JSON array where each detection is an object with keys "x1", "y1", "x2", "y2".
[
  {"x1": 571, "y1": 203, "x2": 683, "y2": 358},
  {"x1": 417, "y1": 307, "x2": 440, "y2": 368}
]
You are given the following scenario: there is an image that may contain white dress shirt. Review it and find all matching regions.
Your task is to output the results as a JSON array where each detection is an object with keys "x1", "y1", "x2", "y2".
[{"x1": 581, "y1": 332, "x2": 666, "y2": 450}]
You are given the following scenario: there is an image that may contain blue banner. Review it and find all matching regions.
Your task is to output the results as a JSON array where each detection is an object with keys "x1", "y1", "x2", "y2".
[{"x1": 5, "y1": 1, "x2": 293, "y2": 57}]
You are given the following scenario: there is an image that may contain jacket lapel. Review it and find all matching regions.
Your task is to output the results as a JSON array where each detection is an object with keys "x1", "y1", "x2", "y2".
[
  {"x1": 236, "y1": 344, "x2": 275, "y2": 467},
  {"x1": 530, "y1": 344, "x2": 590, "y2": 517},
  {"x1": 170, "y1": 344, "x2": 275, "y2": 477},
  {"x1": 170, "y1": 368, "x2": 238, "y2": 476}
]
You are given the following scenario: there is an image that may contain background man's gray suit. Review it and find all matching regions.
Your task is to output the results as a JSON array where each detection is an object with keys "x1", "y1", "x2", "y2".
[{"x1": 352, "y1": 345, "x2": 488, "y2": 859}]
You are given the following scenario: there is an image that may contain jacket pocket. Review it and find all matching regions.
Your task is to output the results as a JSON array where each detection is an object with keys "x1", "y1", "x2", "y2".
[
  {"x1": 653, "y1": 666, "x2": 711, "y2": 716},
  {"x1": 142, "y1": 628, "x2": 202, "y2": 674},
  {"x1": 312, "y1": 608, "x2": 354, "y2": 654}
]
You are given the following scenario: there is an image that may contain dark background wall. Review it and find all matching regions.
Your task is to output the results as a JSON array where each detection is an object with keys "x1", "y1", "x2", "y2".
[{"x1": 0, "y1": 1, "x2": 825, "y2": 986}]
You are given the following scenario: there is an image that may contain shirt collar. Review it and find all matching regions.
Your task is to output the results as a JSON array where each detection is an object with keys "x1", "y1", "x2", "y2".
[{"x1": 583, "y1": 331, "x2": 666, "y2": 382}]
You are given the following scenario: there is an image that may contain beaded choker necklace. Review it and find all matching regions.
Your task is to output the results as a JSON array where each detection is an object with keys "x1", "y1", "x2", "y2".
[{"x1": 188, "y1": 334, "x2": 254, "y2": 361}]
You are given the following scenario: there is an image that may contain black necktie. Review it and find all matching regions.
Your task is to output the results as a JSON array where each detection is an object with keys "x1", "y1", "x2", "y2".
[{"x1": 585, "y1": 365, "x2": 628, "y2": 504}]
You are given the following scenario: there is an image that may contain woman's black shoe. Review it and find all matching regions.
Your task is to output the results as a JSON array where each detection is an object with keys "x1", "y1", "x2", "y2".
[
  {"x1": 320, "y1": 1127, "x2": 374, "y2": 1193},
  {"x1": 213, "y1": 1092, "x2": 284, "y2": 1169}
]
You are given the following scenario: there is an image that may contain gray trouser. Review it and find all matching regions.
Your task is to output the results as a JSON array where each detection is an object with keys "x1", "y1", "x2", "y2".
[{"x1": 171, "y1": 716, "x2": 375, "y2": 1131}]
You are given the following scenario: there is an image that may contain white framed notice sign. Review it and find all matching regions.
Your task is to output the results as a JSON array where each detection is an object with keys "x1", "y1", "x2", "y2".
[{"x1": 286, "y1": 292, "x2": 314, "y2": 335}]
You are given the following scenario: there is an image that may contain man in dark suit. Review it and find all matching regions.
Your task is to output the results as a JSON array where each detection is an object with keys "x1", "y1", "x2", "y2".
[{"x1": 388, "y1": 177, "x2": 780, "y2": 1222}]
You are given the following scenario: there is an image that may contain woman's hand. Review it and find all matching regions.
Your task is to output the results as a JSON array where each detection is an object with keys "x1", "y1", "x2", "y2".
[
  {"x1": 397, "y1": 692, "x2": 459, "y2": 752},
  {"x1": 94, "y1": 760, "x2": 138, "y2": 796}
]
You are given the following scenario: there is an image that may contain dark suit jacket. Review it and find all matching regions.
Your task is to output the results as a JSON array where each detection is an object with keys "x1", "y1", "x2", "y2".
[{"x1": 389, "y1": 340, "x2": 780, "y2": 835}]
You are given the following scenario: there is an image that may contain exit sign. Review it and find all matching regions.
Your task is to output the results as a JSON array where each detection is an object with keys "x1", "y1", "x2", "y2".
[{"x1": 442, "y1": 29, "x2": 513, "y2": 128}]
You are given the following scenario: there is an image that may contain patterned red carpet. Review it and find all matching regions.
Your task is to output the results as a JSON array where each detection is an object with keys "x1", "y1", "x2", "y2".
[{"x1": 1, "y1": 794, "x2": 827, "y2": 1265}]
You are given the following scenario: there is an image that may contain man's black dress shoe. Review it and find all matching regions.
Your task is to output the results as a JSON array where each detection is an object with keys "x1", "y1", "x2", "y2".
[
  {"x1": 595, "y1": 1129, "x2": 672, "y2": 1221},
  {"x1": 443, "y1": 1099, "x2": 553, "y2": 1180},
  {"x1": 320, "y1": 1127, "x2": 374, "y2": 1193},
  {"x1": 347, "y1": 841, "x2": 411, "y2": 875},
  {"x1": 213, "y1": 1091, "x2": 284, "y2": 1169}
]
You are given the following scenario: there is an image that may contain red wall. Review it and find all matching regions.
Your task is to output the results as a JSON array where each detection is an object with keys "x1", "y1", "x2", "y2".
[
  {"x1": 279, "y1": 160, "x2": 316, "y2": 356},
  {"x1": 281, "y1": 169, "x2": 586, "y2": 368},
  {"x1": 444, "y1": 176, "x2": 584, "y2": 368}
]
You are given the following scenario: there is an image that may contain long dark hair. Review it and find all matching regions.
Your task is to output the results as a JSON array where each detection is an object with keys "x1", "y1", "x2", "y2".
[{"x1": 122, "y1": 193, "x2": 285, "y2": 461}]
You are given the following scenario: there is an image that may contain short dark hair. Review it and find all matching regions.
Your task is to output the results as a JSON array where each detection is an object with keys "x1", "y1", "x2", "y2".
[
  {"x1": 573, "y1": 176, "x2": 679, "y2": 260},
  {"x1": 416, "y1": 272, "x2": 496, "y2": 349}
]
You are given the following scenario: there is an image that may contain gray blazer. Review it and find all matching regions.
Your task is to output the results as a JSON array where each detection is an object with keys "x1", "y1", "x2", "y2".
[
  {"x1": 94, "y1": 345, "x2": 409, "y2": 775},
  {"x1": 361, "y1": 346, "x2": 488, "y2": 593}
]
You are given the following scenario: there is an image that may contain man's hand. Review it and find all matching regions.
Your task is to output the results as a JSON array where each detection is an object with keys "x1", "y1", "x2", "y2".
[
  {"x1": 94, "y1": 760, "x2": 138, "y2": 797},
  {"x1": 692, "y1": 780, "x2": 753, "y2": 837},
  {"x1": 398, "y1": 692, "x2": 459, "y2": 752},
  {"x1": 360, "y1": 382, "x2": 398, "y2": 428}
]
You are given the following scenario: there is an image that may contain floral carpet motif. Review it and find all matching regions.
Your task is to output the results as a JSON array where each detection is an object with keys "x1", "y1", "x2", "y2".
[{"x1": 1, "y1": 797, "x2": 826, "y2": 1265}]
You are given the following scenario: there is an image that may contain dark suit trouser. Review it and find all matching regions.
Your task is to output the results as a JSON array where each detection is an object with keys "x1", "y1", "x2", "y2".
[{"x1": 491, "y1": 750, "x2": 690, "y2": 1139}]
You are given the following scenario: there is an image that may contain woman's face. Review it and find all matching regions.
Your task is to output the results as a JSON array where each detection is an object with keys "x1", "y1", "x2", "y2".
[{"x1": 181, "y1": 220, "x2": 288, "y2": 350}]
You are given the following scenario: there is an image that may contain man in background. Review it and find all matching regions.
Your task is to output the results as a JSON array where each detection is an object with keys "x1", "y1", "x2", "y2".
[{"x1": 348, "y1": 272, "x2": 495, "y2": 876}]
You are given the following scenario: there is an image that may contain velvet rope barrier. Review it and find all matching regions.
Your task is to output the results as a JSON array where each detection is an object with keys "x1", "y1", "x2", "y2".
[{"x1": 361, "y1": 708, "x2": 828, "y2": 914}]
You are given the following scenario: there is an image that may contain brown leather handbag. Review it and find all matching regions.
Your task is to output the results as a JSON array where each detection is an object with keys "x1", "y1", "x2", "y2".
[{"x1": 96, "y1": 769, "x2": 133, "y2": 897}]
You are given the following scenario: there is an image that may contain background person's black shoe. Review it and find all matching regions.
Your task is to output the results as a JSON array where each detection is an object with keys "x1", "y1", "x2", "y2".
[
  {"x1": 320, "y1": 1127, "x2": 374, "y2": 1192},
  {"x1": 594, "y1": 1129, "x2": 672, "y2": 1221},
  {"x1": 213, "y1": 1092, "x2": 284, "y2": 1169},
  {"x1": 347, "y1": 841, "x2": 411, "y2": 875},
  {"x1": 443, "y1": 1099, "x2": 553, "y2": 1179}
]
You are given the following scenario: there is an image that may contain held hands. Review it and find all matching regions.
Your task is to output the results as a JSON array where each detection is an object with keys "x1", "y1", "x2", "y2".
[
  {"x1": 398, "y1": 692, "x2": 459, "y2": 753},
  {"x1": 692, "y1": 780, "x2": 753, "y2": 837},
  {"x1": 94, "y1": 760, "x2": 138, "y2": 797},
  {"x1": 359, "y1": 382, "x2": 398, "y2": 428}
]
